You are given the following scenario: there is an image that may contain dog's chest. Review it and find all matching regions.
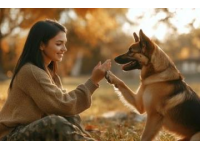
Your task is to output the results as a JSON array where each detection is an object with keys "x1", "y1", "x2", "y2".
[
  {"x1": 142, "y1": 86, "x2": 166, "y2": 113},
  {"x1": 142, "y1": 88, "x2": 153, "y2": 111}
]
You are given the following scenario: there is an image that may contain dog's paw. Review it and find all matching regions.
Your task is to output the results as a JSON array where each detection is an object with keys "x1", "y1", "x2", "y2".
[
  {"x1": 105, "y1": 71, "x2": 122, "y2": 88},
  {"x1": 105, "y1": 71, "x2": 112, "y2": 83},
  {"x1": 105, "y1": 70, "x2": 114, "y2": 84}
]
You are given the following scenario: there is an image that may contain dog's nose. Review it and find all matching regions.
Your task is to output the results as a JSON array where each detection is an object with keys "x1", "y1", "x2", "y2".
[
  {"x1": 114, "y1": 56, "x2": 122, "y2": 64},
  {"x1": 114, "y1": 57, "x2": 118, "y2": 62},
  {"x1": 115, "y1": 54, "x2": 131, "y2": 64}
]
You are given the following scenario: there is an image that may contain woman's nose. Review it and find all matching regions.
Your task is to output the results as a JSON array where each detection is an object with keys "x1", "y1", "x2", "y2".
[{"x1": 62, "y1": 45, "x2": 67, "y2": 52}]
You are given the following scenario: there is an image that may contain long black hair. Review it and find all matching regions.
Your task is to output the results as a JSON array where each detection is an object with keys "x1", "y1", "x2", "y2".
[{"x1": 9, "y1": 19, "x2": 67, "y2": 89}]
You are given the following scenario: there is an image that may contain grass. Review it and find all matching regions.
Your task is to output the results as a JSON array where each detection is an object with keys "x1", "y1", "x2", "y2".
[{"x1": 1, "y1": 76, "x2": 200, "y2": 140}]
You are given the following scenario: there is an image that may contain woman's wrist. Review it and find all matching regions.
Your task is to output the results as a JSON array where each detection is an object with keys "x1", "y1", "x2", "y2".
[{"x1": 90, "y1": 77, "x2": 99, "y2": 86}]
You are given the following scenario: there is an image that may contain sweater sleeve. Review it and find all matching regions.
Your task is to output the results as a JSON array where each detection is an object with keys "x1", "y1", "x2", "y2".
[{"x1": 15, "y1": 64, "x2": 99, "y2": 116}]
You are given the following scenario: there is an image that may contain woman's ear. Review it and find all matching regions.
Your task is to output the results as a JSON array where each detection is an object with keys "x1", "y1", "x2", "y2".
[{"x1": 40, "y1": 42, "x2": 45, "y2": 51}]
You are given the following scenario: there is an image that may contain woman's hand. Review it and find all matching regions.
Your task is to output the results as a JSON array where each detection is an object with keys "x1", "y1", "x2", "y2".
[{"x1": 91, "y1": 59, "x2": 111, "y2": 85}]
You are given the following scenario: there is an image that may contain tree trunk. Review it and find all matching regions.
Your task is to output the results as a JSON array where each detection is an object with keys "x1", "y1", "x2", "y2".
[
  {"x1": 71, "y1": 51, "x2": 83, "y2": 77},
  {"x1": 0, "y1": 8, "x2": 3, "y2": 72},
  {"x1": 0, "y1": 49, "x2": 7, "y2": 81},
  {"x1": 0, "y1": 31, "x2": 7, "y2": 81},
  {"x1": 0, "y1": 48, "x2": 2, "y2": 72},
  {"x1": 0, "y1": 8, "x2": 8, "y2": 80}
]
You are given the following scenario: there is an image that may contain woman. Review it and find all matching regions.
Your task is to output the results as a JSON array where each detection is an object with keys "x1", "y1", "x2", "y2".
[{"x1": 0, "y1": 19, "x2": 111, "y2": 141}]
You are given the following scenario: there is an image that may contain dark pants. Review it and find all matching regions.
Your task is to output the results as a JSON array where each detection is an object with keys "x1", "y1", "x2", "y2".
[{"x1": 2, "y1": 115, "x2": 94, "y2": 141}]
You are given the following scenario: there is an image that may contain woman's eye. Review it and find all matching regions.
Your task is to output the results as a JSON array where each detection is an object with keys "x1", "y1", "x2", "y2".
[{"x1": 56, "y1": 43, "x2": 61, "y2": 46}]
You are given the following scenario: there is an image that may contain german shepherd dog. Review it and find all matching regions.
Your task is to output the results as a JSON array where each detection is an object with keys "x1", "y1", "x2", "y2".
[{"x1": 105, "y1": 30, "x2": 200, "y2": 141}]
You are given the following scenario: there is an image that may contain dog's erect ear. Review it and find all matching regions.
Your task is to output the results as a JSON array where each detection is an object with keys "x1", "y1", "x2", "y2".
[
  {"x1": 133, "y1": 32, "x2": 139, "y2": 42},
  {"x1": 139, "y1": 29, "x2": 154, "y2": 52},
  {"x1": 139, "y1": 29, "x2": 149, "y2": 48}
]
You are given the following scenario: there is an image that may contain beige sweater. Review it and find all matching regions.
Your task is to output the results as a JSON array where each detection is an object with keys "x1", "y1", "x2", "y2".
[{"x1": 0, "y1": 63, "x2": 98, "y2": 139}]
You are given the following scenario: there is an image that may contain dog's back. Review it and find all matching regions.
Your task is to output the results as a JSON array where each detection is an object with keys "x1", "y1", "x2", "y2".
[{"x1": 164, "y1": 79, "x2": 200, "y2": 137}]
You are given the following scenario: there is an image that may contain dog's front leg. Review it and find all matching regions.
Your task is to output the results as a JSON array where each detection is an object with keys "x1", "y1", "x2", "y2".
[
  {"x1": 141, "y1": 112, "x2": 163, "y2": 141},
  {"x1": 105, "y1": 71, "x2": 144, "y2": 114}
]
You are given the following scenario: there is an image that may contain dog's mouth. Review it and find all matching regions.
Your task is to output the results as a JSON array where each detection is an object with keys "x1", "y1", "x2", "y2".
[{"x1": 121, "y1": 60, "x2": 141, "y2": 71}]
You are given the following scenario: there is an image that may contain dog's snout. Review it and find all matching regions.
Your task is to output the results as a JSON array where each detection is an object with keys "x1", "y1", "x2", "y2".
[
  {"x1": 114, "y1": 56, "x2": 121, "y2": 63},
  {"x1": 115, "y1": 54, "x2": 133, "y2": 64}
]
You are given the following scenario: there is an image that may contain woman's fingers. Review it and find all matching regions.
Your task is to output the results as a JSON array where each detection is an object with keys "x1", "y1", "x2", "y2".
[
  {"x1": 91, "y1": 59, "x2": 112, "y2": 84},
  {"x1": 101, "y1": 59, "x2": 111, "y2": 71},
  {"x1": 94, "y1": 61, "x2": 101, "y2": 69}
]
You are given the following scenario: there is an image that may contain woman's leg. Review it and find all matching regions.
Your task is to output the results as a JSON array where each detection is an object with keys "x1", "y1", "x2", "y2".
[
  {"x1": 63, "y1": 115, "x2": 92, "y2": 137},
  {"x1": 4, "y1": 115, "x2": 95, "y2": 141}
]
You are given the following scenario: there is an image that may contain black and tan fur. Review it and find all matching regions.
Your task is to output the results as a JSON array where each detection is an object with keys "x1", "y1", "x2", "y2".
[{"x1": 105, "y1": 30, "x2": 200, "y2": 141}]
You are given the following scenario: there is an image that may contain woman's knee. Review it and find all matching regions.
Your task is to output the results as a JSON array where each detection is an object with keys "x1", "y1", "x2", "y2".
[{"x1": 43, "y1": 115, "x2": 68, "y2": 129}]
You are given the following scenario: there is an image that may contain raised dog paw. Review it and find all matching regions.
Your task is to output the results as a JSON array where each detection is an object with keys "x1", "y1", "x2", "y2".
[
  {"x1": 105, "y1": 71, "x2": 123, "y2": 88},
  {"x1": 105, "y1": 71, "x2": 112, "y2": 83},
  {"x1": 105, "y1": 70, "x2": 114, "y2": 84}
]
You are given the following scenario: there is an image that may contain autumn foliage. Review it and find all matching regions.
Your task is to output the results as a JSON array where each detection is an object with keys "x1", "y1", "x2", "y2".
[{"x1": 1, "y1": 8, "x2": 200, "y2": 79}]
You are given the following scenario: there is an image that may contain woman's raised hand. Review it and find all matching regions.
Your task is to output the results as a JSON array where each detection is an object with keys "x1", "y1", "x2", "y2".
[{"x1": 91, "y1": 59, "x2": 111, "y2": 85}]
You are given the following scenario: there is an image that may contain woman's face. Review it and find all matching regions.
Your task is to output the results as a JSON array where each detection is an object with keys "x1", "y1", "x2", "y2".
[{"x1": 41, "y1": 31, "x2": 67, "y2": 66}]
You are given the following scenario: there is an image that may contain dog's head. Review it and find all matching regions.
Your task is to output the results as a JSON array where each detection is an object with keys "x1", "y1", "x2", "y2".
[{"x1": 115, "y1": 29, "x2": 155, "y2": 71}]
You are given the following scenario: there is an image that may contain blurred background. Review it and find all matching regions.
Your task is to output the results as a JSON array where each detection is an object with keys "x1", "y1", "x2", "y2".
[
  {"x1": 0, "y1": 8, "x2": 200, "y2": 140},
  {"x1": 1, "y1": 8, "x2": 200, "y2": 79}
]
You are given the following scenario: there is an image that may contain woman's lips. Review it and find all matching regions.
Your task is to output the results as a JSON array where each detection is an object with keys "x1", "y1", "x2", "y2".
[{"x1": 57, "y1": 53, "x2": 64, "y2": 57}]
